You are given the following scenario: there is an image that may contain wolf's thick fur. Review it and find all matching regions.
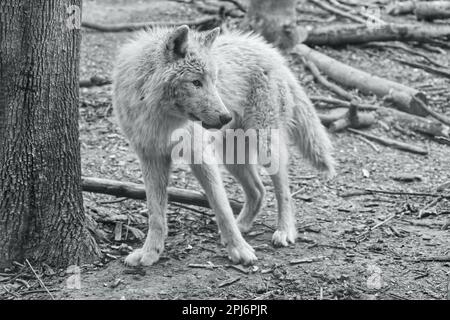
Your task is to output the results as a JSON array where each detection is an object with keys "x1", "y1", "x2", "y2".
[{"x1": 113, "y1": 26, "x2": 335, "y2": 266}]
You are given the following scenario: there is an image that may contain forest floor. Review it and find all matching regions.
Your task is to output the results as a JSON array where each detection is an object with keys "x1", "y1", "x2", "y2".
[{"x1": 9, "y1": 0, "x2": 450, "y2": 300}]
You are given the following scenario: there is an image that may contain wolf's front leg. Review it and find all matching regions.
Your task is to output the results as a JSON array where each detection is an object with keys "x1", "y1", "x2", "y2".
[
  {"x1": 125, "y1": 153, "x2": 171, "y2": 267},
  {"x1": 190, "y1": 161, "x2": 257, "y2": 265}
]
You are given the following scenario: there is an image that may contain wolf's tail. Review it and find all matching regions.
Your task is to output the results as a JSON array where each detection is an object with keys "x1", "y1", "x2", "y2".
[{"x1": 286, "y1": 81, "x2": 336, "y2": 177}]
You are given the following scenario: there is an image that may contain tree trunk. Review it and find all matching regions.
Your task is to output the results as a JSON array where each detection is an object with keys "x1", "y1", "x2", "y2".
[
  {"x1": 0, "y1": 0, "x2": 100, "y2": 268},
  {"x1": 244, "y1": 0, "x2": 306, "y2": 50}
]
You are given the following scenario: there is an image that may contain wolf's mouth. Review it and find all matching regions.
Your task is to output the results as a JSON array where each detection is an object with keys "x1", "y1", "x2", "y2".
[
  {"x1": 188, "y1": 113, "x2": 201, "y2": 122},
  {"x1": 188, "y1": 113, "x2": 221, "y2": 129}
]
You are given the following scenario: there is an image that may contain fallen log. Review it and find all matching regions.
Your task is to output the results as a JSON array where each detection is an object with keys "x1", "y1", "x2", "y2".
[
  {"x1": 415, "y1": 1, "x2": 450, "y2": 21},
  {"x1": 347, "y1": 128, "x2": 429, "y2": 155},
  {"x1": 81, "y1": 16, "x2": 221, "y2": 32},
  {"x1": 80, "y1": 75, "x2": 112, "y2": 88},
  {"x1": 292, "y1": 44, "x2": 428, "y2": 116},
  {"x1": 318, "y1": 104, "x2": 376, "y2": 131},
  {"x1": 304, "y1": 23, "x2": 450, "y2": 46},
  {"x1": 376, "y1": 106, "x2": 450, "y2": 139},
  {"x1": 81, "y1": 176, "x2": 243, "y2": 214}
]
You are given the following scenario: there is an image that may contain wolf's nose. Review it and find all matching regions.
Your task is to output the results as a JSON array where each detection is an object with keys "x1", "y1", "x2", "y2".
[{"x1": 219, "y1": 114, "x2": 232, "y2": 125}]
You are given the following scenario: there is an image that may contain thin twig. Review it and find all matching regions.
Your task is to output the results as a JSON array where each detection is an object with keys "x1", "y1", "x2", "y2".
[
  {"x1": 358, "y1": 214, "x2": 397, "y2": 239},
  {"x1": 354, "y1": 134, "x2": 380, "y2": 152},
  {"x1": 309, "y1": 0, "x2": 367, "y2": 24},
  {"x1": 437, "y1": 181, "x2": 450, "y2": 192},
  {"x1": 25, "y1": 259, "x2": 55, "y2": 300},
  {"x1": 418, "y1": 197, "x2": 442, "y2": 219},
  {"x1": 218, "y1": 277, "x2": 241, "y2": 288},
  {"x1": 413, "y1": 96, "x2": 450, "y2": 127},
  {"x1": 302, "y1": 58, "x2": 354, "y2": 100},
  {"x1": 363, "y1": 188, "x2": 449, "y2": 199},
  {"x1": 219, "y1": 0, "x2": 246, "y2": 12},
  {"x1": 171, "y1": 202, "x2": 214, "y2": 217},
  {"x1": 394, "y1": 58, "x2": 450, "y2": 80}
]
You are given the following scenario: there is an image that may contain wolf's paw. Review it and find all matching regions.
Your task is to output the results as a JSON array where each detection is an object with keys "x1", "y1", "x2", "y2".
[
  {"x1": 124, "y1": 248, "x2": 160, "y2": 267},
  {"x1": 236, "y1": 218, "x2": 253, "y2": 234},
  {"x1": 272, "y1": 228, "x2": 297, "y2": 247},
  {"x1": 227, "y1": 240, "x2": 257, "y2": 265}
]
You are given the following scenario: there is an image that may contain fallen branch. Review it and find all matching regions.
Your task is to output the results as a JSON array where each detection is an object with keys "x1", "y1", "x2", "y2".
[
  {"x1": 81, "y1": 16, "x2": 221, "y2": 32},
  {"x1": 293, "y1": 44, "x2": 428, "y2": 116},
  {"x1": 311, "y1": 96, "x2": 378, "y2": 111},
  {"x1": 81, "y1": 176, "x2": 243, "y2": 214},
  {"x1": 347, "y1": 128, "x2": 428, "y2": 155},
  {"x1": 305, "y1": 23, "x2": 450, "y2": 46}
]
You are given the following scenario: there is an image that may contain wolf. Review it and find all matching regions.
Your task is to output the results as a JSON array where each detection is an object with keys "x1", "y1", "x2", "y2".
[{"x1": 113, "y1": 25, "x2": 335, "y2": 266}]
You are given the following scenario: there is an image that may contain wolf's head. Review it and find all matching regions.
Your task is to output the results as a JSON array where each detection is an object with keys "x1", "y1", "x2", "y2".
[{"x1": 159, "y1": 25, "x2": 232, "y2": 130}]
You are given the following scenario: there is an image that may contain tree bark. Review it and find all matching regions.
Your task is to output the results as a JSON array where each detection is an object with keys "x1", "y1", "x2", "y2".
[
  {"x1": 244, "y1": 0, "x2": 306, "y2": 50},
  {"x1": 0, "y1": 0, "x2": 100, "y2": 268}
]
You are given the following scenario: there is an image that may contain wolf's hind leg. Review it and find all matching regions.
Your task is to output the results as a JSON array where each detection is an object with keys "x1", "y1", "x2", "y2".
[
  {"x1": 124, "y1": 152, "x2": 171, "y2": 267},
  {"x1": 190, "y1": 161, "x2": 257, "y2": 265},
  {"x1": 225, "y1": 164, "x2": 265, "y2": 233},
  {"x1": 263, "y1": 139, "x2": 297, "y2": 247}
]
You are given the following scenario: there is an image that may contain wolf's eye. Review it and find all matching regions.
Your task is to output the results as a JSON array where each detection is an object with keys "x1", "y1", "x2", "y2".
[{"x1": 192, "y1": 80, "x2": 203, "y2": 87}]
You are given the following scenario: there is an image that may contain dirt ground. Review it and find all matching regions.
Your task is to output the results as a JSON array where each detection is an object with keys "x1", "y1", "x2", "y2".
[{"x1": 8, "y1": 0, "x2": 450, "y2": 300}]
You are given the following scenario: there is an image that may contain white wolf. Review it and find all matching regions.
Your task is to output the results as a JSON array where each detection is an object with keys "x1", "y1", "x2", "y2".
[{"x1": 113, "y1": 25, "x2": 335, "y2": 266}]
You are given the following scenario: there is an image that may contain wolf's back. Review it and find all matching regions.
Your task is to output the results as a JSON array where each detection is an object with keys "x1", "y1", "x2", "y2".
[{"x1": 213, "y1": 31, "x2": 335, "y2": 176}]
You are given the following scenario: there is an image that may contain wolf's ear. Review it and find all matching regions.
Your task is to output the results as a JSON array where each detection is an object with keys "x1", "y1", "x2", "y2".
[
  {"x1": 166, "y1": 25, "x2": 189, "y2": 60},
  {"x1": 203, "y1": 27, "x2": 220, "y2": 48}
]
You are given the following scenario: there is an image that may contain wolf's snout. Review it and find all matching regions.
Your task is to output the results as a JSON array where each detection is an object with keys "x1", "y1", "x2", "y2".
[{"x1": 219, "y1": 114, "x2": 232, "y2": 126}]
